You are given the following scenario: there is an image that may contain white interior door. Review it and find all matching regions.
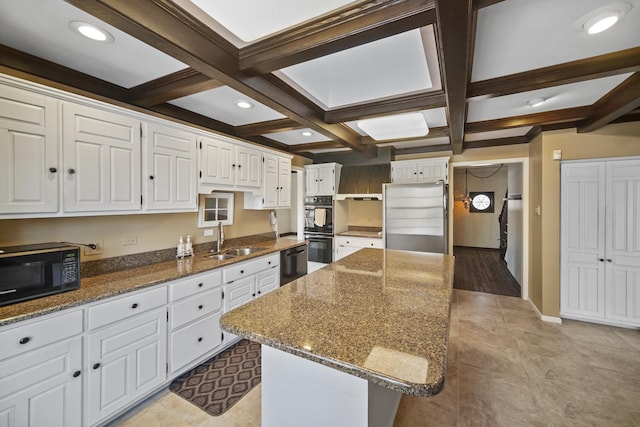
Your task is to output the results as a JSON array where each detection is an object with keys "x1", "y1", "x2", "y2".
[
  {"x1": 604, "y1": 160, "x2": 640, "y2": 324},
  {"x1": 560, "y1": 162, "x2": 606, "y2": 318}
]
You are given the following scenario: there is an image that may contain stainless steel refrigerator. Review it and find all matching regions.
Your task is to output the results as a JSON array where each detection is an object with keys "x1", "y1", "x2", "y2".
[{"x1": 383, "y1": 182, "x2": 448, "y2": 254}]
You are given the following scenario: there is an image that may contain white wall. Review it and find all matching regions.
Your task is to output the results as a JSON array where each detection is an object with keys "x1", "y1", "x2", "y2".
[
  {"x1": 452, "y1": 165, "x2": 508, "y2": 248},
  {"x1": 505, "y1": 163, "x2": 523, "y2": 284}
]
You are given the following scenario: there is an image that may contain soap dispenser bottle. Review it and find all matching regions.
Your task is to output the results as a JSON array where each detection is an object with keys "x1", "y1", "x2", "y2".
[{"x1": 176, "y1": 236, "x2": 185, "y2": 258}]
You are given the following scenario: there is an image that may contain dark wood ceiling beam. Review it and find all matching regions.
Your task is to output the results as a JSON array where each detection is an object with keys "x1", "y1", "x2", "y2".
[
  {"x1": 468, "y1": 47, "x2": 640, "y2": 99},
  {"x1": 394, "y1": 143, "x2": 451, "y2": 155},
  {"x1": 435, "y1": 0, "x2": 473, "y2": 155},
  {"x1": 239, "y1": 0, "x2": 437, "y2": 74},
  {"x1": 463, "y1": 135, "x2": 528, "y2": 150},
  {"x1": 65, "y1": 0, "x2": 370, "y2": 154},
  {"x1": 240, "y1": 135, "x2": 292, "y2": 152},
  {"x1": 466, "y1": 106, "x2": 593, "y2": 133},
  {"x1": 235, "y1": 118, "x2": 304, "y2": 137},
  {"x1": 577, "y1": 72, "x2": 640, "y2": 133},
  {"x1": 148, "y1": 104, "x2": 236, "y2": 135},
  {"x1": 324, "y1": 91, "x2": 446, "y2": 123},
  {"x1": 289, "y1": 142, "x2": 349, "y2": 153},
  {"x1": 0, "y1": 44, "x2": 129, "y2": 100},
  {"x1": 473, "y1": 0, "x2": 505, "y2": 9},
  {"x1": 127, "y1": 68, "x2": 223, "y2": 107}
]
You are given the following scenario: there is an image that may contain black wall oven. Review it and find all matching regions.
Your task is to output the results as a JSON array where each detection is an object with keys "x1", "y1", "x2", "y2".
[
  {"x1": 0, "y1": 243, "x2": 80, "y2": 307},
  {"x1": 304, "y1": 195, "x2": 335, "y2": 263}
]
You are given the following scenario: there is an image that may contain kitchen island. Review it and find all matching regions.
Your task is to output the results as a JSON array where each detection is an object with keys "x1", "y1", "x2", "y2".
[{"x1": 220, "y1": 248, "x2": 454, "y2": 427}]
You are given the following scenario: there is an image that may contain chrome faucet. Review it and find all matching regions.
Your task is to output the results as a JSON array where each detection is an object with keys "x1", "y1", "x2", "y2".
[{"x1": 216, "y1": 221, "x2": 224, "y2": 253}]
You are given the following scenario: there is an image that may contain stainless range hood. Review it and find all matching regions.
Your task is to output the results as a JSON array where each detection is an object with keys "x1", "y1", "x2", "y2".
[{"x1": 336, "y1": 164, "x2": 391, "y2": 200}]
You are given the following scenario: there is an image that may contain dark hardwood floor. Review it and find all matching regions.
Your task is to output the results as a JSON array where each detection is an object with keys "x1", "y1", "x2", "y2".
[{"x1": 453, "y1": 246, "x2": 521, "y2": 297}]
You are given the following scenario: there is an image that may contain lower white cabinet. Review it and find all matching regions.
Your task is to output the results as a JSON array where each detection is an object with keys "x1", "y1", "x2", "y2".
[
  {"x1": 222, "y1": 253, "x2": 280, "y2": 344},
  {"x1": 86, "y1": 288, "x2": 168, "y2": 426},
  {"x1": 168, "y1": 270, "x2": 223, "y2": 374},
  {"x1": 334, "y1": 236, "x2": 383, "y2": 261},
  {"x1": 0, "y1": 310, "x2": 83, "y2": 427}
]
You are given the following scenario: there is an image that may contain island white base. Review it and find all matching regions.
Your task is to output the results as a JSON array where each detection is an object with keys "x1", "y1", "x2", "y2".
[{"x1": 262, "y1": 345, "x2": 401, "y2": 427}]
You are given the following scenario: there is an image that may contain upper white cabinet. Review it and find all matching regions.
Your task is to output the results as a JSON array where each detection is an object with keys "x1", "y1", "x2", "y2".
[
  {"x1": 305, "y1": 163, "x2": 341, "y2": 196},
  {"x1": 198, "y1": 134, "x2": 262, "y2": 192},
  {"x1": 143, "y1": 121, "x2": 197, "y2": 212},
  {"x1": 560, "y1": 158, "x2": 640, "y2": 328},
  {"x1": 0, "y1": 84, "x2": 59, "y2": 214},
  {"x1": 62, "y1": 102, "x2": 142, "y2": 212},
  {"x1": 390, "y1": 157, "x2": 449, "y2": 184},
  {"x1": 244, "y1": 153, "x2": 292, "y2": 209}
]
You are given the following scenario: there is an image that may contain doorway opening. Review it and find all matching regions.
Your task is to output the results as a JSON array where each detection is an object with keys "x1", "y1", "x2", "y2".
[{"x1": 450, "y1": 159, "x2": 529, "y2": 299}]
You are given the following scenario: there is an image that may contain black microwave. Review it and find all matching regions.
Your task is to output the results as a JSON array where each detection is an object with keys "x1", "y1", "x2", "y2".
[{"x1": 0, "y1": 243, "x2": 81, "y2": 307}]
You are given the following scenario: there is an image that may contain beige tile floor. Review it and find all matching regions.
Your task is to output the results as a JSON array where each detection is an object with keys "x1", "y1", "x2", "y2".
[{"x1": 109, "y1": 290, "x2": 640, "y2": 426}]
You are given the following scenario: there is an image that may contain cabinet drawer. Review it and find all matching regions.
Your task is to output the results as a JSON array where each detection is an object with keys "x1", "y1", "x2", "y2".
[
  {"x1": 336, "y1": 236, "x2": 383, "y2": 249},
  {"x1": 224, "y1": 253, "x2": 279, "y2": 283},
  {"x1": 170, "y1": 288, "x2": 222, "y2": 330},
  {"x1": 170, "y1": 313, "x2": 221, "y2": 374},
  {"x1": 169, "y1": 269, "x2": 222, "y2": 301},
  {"x1": 0, "y1": 309, "x2": 83, "y2": 360},
  {"x1": 88, "y1": 286, "x2": 167, "y2": 330}
]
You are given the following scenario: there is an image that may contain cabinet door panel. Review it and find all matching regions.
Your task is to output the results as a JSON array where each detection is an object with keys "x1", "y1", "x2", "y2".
[
  {"x1": 0, "y1": 86, "x2": 58, "y2": 214},
  {"x1": 278, "y1": 158, "x2": 291, "y2": 207},
  {"x1": 200, "y1": 136, "x2": 234, "y2": 186},
  {"x1": 263, "y1": 154, "x2": 278, "y2": 208},
  {"x1": 63, "y1": 103, "x2": 141, "y2": 212},
  {"x1": 256, "y1": 267, "x2": 279, "y2": 296},
  {"x1": 224, "y1": 276, "x2": 254, "y2": 312},
  {"x1": 170, "y1": 313, "x2": 222, "y2": 374},
  {"x1": 0, "y1": 338, "x2": 82, "y2": 427}
]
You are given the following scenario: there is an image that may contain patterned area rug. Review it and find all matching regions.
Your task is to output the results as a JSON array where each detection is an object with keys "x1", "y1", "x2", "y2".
[{"x1": 169, "y1": 339, "x2": 261, "y2": 416}]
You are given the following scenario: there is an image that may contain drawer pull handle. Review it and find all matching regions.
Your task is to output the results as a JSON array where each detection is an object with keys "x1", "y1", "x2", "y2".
[
  {"x1": 599, "y1": 258, "x2": 604, "y2": 262},
  {"x1": 49, "y1": 167, "x2": 57, "y2": 173},
  {"x1": 131, "y1": 303, "x2": 138, "y2": 309},
  {"x1": 252, "y1": 293, "x2": 256, "y2": 297},
  {"x1": 73, "y1": 370, "x2": 81, "y2": 378},
  {"x1": 268, "y1": 261, "x2": 271, "y2": 265},
  {"x1": 93, "y1": 363, "x2": 101, "y2": 370},
  {"x1": 197, "y1": 337, "x2": 203, "y2": 343},
  {"x1": 240, "y1": 270, "x2": 244, "y2": 274},
  {"x1": 198, "y1": 283, "x2": 203, "y2": 288},
  {"x1": 607, "y1": 259, "x2": 613, "y2": 262},
  {"x1": 258, "y1": 291, "x2": 261, "y2": 295},
  {"x1": 19, "y1": 337, "x2": 30, "y2": 345},
  {"x1": 198, "y1": 305, "x2": 203, "y2": 310}
]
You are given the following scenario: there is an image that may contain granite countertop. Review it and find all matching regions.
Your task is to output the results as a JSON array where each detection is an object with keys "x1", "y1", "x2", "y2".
[
  {"x1": 220, "y1": 248, "x2": 455, "y2": 397},
  {"x1": 0, "y1": 239, "x2": 306, "y2": 328}
]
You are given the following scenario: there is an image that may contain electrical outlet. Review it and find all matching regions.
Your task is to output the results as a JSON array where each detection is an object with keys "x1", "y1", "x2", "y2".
[
  {"x1": 204, "y1": 229, "x2": 214, "y2": 237},
  {"x1": 122, "y1": 236, "x2": 138, "y2": 246},
  {"x1": 84, "y1": 240, "x2": 104, "y2": 256}
]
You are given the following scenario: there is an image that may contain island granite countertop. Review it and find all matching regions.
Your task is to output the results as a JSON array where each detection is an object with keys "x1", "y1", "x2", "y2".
[
  {"x1": 0, "y1": 238, "x2": 306, "y2": 328},
  {"x1": 220, "y1": 248, "x2": 455, "y2": 397}
]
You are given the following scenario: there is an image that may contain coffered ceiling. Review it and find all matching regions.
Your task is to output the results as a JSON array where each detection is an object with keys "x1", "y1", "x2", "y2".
[{"x1": 0, "y1": 0, "x2": 638, "y2": 159}]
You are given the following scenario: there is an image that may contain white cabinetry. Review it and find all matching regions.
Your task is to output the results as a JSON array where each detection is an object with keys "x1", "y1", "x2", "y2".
[
  {"x1": 561, "y1": 159, "x2": 640, "y2": 328},
  {"x1": 305, "y1": 163, "x2": 341, "y2": 196},
  {"x1": 143, "y1": 121, "x2": 197, "y2": 212},
  {"x1": 62, "y1": 102, "x2": 141, "y2": 213},
  {"x1": 86, "y1": 286, "x2": 167, "y2": 425},
  {"x1": 0, "y1": 310, "x2": 83, "y2": 427},
  {"x1": 168, "y1": 270, "x2": 223, "y2": 374},
  {"x1": 390, "y1": 157, "x2": 449, "y2": 184},
  {"x1": 245, "y1": 153, "x2": 291, "y2": 209},
  {"x1": 334, "y1": 236, "x2": 384, "y2": 261},
  {"x1": 198, "y1": 135, "x2": 262, "y2": 192},
  {"x1": 0, "y1": 84, "x2": 59, "y2": 214},
  {"x1": 222, "y1": 253, "x2": 280, "y2": 343}
]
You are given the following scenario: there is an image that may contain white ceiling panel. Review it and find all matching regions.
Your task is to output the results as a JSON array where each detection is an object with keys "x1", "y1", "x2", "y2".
[
  {"x1": 472, "y1": 0, "x2": 640, "y2": 81},
  {"x1": 170, "y1": 86, "x2": 286, "y2": 126},
  {"x1": 346, "y1": 107, "x2": 448, "y2": 136},
  {"x1": 465, "y1": 127, "x2": 533, "y2": 142},
  {"x1": 0, "y1": 0, "x2": 187, "y2": 88},
  {"x1": 265, "y1": 129, "x2": 332, "y2": 145},
  {"x1": 280, "y1": 29, "x2": 433, "y2": 108},
  {"x1": 190, "y1": 0, "x2": 357, "y2": 42},
  {"x1": 467, "y1": 74, "x2": 632, "y2": 123}
]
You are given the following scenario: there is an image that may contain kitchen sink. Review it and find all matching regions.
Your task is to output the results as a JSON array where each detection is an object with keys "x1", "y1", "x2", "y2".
[
  {"x1": 225, "y1": 247, "x2": 264, "y2": 256},
  {"x1": 203, "y1": 253, "x2": 236, "y2": 260}
]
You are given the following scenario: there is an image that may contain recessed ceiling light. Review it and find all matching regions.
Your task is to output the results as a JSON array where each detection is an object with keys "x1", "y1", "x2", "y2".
[
  {"x1": 573, "y1": 2, "x2": 631, "y2": 35},
  {"x1": 527, "y1": 97, "x2": 546, "y2": 107},
  {"x1": 358, "y1": 113, "x2": 429, "y2": 141},
  {"x1": 235, "y1": 100, "x2": 254, "y2": 109},
  {"x1": 69, "y1": 21, "x2": 114, "y2": 43},
  {"x1": 301, "y1": 131, "x2": 313, "y2": 137}
]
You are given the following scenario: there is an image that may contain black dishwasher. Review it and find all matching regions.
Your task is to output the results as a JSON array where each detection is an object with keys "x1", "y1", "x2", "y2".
[{"x1": 280, "y1": 245, "x2": 308, "y2": 285}]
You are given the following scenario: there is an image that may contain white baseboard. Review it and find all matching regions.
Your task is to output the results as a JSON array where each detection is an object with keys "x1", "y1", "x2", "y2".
[{"x1": 528, "y1": 299, "x2": 562, "y2": 324}]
